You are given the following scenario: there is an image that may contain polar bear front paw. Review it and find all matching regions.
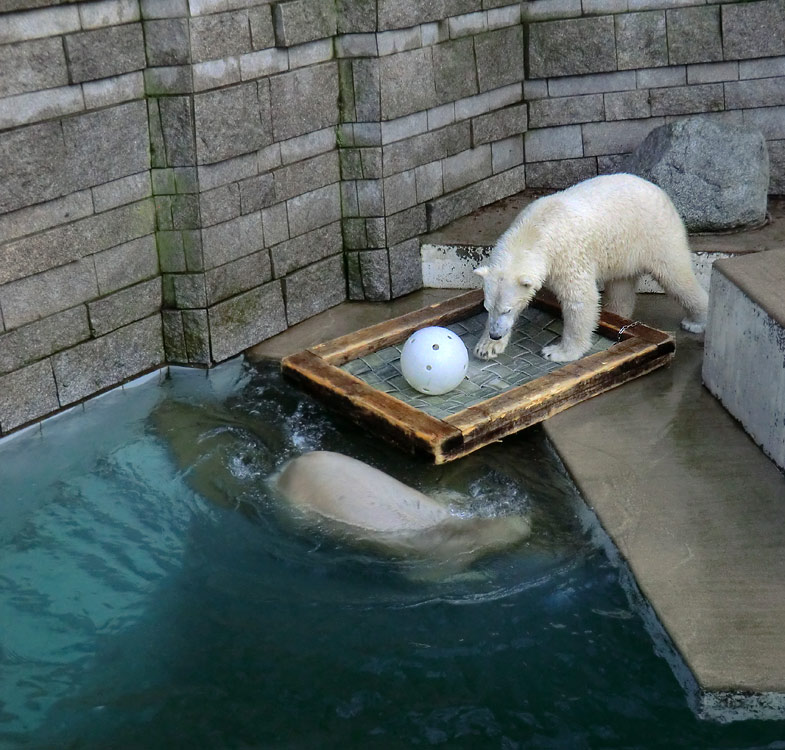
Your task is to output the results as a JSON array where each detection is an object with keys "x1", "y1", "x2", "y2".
[
  {"x1": 541, "y1": 342, "x2": 586, "y2": 362},
  {"x1": 474, "y1": 336, "x2": 507, "y2": 360}
]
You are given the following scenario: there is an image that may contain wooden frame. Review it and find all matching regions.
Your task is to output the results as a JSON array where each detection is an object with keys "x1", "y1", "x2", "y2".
[{"x1": 281, "y1": 290, "x2": 675, "y2": 463}]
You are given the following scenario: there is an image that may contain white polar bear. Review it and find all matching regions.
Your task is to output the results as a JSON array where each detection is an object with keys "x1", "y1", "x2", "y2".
[{"x1": 474, "y1": 173, "x2": 709, "y2": 362}]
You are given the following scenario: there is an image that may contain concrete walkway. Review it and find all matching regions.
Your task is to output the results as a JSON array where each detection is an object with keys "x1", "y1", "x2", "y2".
[
  {"x1": 544, "y1": 294, "x2": 785, "y2": 721},
  {"x1": 248, "y1": 193, "x2": 785, "y2": 720}
]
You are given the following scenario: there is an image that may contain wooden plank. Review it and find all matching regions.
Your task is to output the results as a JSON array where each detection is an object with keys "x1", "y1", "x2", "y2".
[
  {"x1": 281, "y1": 289, "x2": 676, "y2": 464},
  {"x1": 596, "y1": 310, "x2": 674, "y2": 346},
  {"x1": 444, "y1": 336, "x2": 671, "y2": 439},
  {"x1": 531, "y1": 290, "x2": 672, "y2": 346},
  {"x1": 311, "y1": 289, "x2": 484, "y2": 366},
  {"x1": 281, "y1": 350, "x2": 463, "y2": 461},
  {"x1": 445, "y1": 339, "x2": 647, "y2": 435},
  {"x1": 439, "y1": 350, "x2": 673, "y2": 463}
]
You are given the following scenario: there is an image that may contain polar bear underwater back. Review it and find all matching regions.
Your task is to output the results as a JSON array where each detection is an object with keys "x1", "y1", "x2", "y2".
[
  {"x1": 474, "y1": 173, "x2": 709, "y2": 362},
  {"x1": 274, "y1": 451, "x2": 531, "y2": 568}
]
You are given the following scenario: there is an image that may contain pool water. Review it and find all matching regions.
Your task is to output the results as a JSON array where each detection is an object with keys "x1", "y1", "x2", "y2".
[{"x1": 1, "y1": 359, "x2": 784, "y2": 749}]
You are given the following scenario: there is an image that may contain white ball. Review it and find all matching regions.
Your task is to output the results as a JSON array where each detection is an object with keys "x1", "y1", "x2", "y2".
[{"x1": 400, "y1": 326, "x2": 469, "y2": 395}]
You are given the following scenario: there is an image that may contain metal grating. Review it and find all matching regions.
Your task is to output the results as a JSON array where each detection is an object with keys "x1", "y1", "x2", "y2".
[{"x1": 341, "y1": 307, "x2": 614, "y2": 421}]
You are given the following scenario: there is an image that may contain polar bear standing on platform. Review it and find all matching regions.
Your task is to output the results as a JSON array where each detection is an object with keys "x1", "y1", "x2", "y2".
[{"x1": 474, "y1": 173, "x2": 709, "y2": 362}]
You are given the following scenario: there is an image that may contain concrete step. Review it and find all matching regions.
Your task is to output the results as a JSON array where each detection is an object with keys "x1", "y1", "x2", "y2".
[
  {"x1": 544, "y1": 295, "x2": 785, "y2": 722},
  {"x1": 703, "y1": 249, "x2": 785, "y2": 472}
]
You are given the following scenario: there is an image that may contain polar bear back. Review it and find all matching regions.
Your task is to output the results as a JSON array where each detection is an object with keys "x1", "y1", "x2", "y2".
[{"x1": 496, "y1": 173, "x2": 690, "y2": 283}]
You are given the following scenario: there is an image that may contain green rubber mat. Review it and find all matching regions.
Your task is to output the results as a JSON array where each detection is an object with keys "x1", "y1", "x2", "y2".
[{"x1": 341, "y1": 306, "x2": 614, "y2": 420}]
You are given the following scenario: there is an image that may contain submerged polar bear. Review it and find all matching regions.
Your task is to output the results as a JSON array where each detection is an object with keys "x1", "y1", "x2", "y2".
[
  {"x1": 474, "y1": 173, "x2": 709, "y2": 362},
  {"x1": 275, "y1": 451, "x2": 530, "y2": 568}
]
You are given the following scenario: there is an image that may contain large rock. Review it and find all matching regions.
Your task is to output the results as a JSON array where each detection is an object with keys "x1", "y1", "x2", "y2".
[{"x1": 625, "y1": 118, "x2": 769, "y2": 232}]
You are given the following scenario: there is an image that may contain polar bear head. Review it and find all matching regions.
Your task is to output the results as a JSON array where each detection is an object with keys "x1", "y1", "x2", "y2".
[
  {"x1": 473, "y1": 264, "x2": 542, "y2": 341},
  {"x1": 473, "y1": 201, "x2": 553, "y2": 341}
]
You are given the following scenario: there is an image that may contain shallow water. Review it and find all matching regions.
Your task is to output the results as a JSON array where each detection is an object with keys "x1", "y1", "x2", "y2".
[{"x1": 1, "y1": 359, "x2": 784, "y2": 749}]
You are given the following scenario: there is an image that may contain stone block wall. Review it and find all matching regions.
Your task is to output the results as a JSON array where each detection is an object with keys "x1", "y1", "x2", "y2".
[
  {"x1": 143, "y1": 0, "x2": 344, "y2": 368},
  {"x1": 1, "y1": 0, "x2": 784, "y2": 436},
  {"x1": 336, "y1": 1, "x2": 529, "y2": 301},
  {"x1": 0, "y1": 1, "x2": 161, "y2": 434},
  {"x1": 522, "y1": 0, "x2": 785, "y2": 194}
]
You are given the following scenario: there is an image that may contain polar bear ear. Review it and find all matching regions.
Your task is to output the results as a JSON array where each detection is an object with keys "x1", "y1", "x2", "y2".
[{"x1": 474, "y1": 266, "x2": 489, "y2": 278}]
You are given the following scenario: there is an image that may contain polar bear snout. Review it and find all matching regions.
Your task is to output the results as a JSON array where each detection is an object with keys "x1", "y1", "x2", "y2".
[{"x1": 487, "y1": 314, "x2": 514, "y2": 340}]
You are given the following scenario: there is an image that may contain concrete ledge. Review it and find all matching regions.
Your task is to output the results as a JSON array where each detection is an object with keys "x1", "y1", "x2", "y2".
[
  {"x1": 545, "y1": 295, "x2": 785, "y2": 721},
  {"x1": 709, "y1": 248, "x2": 785, "y2": 329},
  {"x1": 702, "y1": 250, "x2": 785, "y2": 471}
]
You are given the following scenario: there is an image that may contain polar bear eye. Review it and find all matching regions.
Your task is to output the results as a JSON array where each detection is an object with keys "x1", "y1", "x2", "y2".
[{"x1": 500, "y1": 308, "x2": 512, "y2": 315}]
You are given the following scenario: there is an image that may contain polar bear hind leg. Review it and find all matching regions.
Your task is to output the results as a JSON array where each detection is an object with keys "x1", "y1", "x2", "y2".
[
  {"x1": 648, "y1": 257, "x2": 709, "y2": 333},
  {"x1": 602, "y1": 277, "x2": 637, "y2": 319}
]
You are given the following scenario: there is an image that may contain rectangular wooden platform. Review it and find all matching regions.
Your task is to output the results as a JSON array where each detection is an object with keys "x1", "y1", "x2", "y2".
[{"x1": 281, "y1": 290, "x2": 675, "y2": 463}]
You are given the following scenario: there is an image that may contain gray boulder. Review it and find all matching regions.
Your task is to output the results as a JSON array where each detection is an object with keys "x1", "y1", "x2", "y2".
[{"x1": 625, "y1": 117, "x2": 769, "y2": 232}]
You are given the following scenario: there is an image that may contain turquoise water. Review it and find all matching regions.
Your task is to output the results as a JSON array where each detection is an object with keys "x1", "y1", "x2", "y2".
[{"x1": 1, "y1": 359, "x2": 784, "y2": 749}]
